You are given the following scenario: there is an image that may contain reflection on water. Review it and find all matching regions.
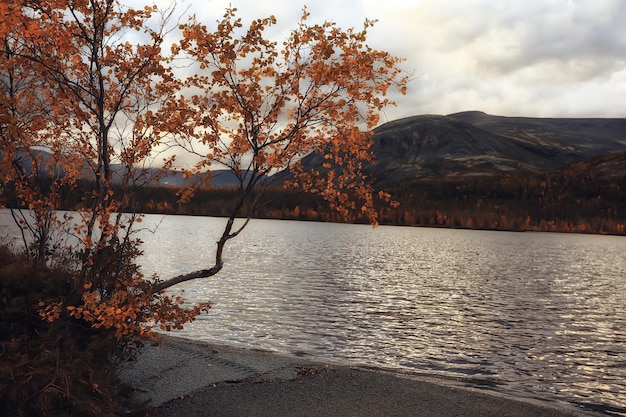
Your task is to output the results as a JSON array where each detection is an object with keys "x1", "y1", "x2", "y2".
[
  {"x1": 135, "y1": 215, "x2": 626, "y2": 415},
  {"x1": 2, "y1": 210, "x2": 624, "y2": 414}
]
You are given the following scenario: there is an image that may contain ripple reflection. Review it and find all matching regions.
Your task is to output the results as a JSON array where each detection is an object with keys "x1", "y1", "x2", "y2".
[{"x1": 135, "y1": 216, "x2": 626, "y2": 415}]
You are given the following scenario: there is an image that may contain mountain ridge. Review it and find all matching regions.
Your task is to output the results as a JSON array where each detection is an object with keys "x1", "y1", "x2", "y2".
[
  {"x1": 9, "y1": 111, "x2": 626, "y2": 187},
  {"x1": 231, "y1": 111, "x2": 626, "y2": 187},
  {"x1": 365, "y1": 111, "x2": 626, "y2": 184}
]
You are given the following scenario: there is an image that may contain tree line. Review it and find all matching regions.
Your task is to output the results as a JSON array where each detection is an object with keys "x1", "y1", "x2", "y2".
[{"x1": 10, "y1": 153, "x2": 618, "y2": 236}]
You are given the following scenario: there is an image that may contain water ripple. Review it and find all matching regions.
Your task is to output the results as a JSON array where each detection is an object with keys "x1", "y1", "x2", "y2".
[{"x1": 134, "y1": 216, "x2": 626, "y2": 416}]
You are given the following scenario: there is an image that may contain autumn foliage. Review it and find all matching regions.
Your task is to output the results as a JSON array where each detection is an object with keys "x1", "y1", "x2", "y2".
[
  {"x1": 149, "y1": 5, "x2": 407, "y2": 290},
  {"x1": 162, "y1": 7, "x2": 404, "y2": 222},
  {"x1": 1, "y1": 0, "x2": 210, "y2": 344},
  {"x1": 0, "y1": 0, "x2": 406, "y2": 414}
]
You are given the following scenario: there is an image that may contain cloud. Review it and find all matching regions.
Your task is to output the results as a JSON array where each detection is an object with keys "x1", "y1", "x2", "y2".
[
  {"x1": 355, "y1": 0, "x2": 626, "y2": 117},
  {"x1": 142, "y1": 0, "x2": 626, "y2": 118}
]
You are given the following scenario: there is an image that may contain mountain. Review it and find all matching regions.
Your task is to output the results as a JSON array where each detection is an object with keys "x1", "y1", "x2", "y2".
[
  {"x1": 10, "y1": 111, "x2": 626, "y2": 188},
  {"x1": 364, "y1": 111, "x2": 626, "y2": 183},
  {"x1": 448, "y1": 111, "x2": 626, "y2": 146},
  {"x1": 3, "y1": 149, "x2": 246, "y2": 188},
  {"x1": 112, "y1": 167, "x2": 246, "y2": 188}
]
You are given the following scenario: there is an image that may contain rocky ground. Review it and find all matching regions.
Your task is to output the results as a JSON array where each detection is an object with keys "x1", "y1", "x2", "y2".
[{"x1": 117, "y1": 335, "x2": 600, "y2": 417}]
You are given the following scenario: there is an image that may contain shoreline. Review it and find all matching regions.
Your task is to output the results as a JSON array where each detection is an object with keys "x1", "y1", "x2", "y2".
[{"x1": 117, "y1": 335, "x2": 603, "y2": 417}]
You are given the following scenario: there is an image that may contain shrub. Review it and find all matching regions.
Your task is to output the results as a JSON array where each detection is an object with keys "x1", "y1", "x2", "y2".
[{"x1": 0, "y1": 245, "x2": 120, "y2": 417}]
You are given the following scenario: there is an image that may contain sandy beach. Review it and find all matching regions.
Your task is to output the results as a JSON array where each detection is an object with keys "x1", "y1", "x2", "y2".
[{"x1": 117, "y1": 335, "x2": 602, "y2": 417}]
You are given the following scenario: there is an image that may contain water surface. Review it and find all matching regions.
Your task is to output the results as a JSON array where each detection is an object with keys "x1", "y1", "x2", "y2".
[
  {"x1": 136, "y1": 215, "x2": 626, "y2": 416},
  {"x1": 2, "y1": 210, "x2": 624, "y2": 414}
]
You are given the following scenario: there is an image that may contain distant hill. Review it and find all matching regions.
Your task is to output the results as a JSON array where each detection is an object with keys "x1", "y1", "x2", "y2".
[
  {"x1": 287, "y1": 111, "x2": 626, "y2": 186},
  {"x1": 448, "y1": 111, "x2": 626, "y2": 145},
  {"x1": 9, "y1": 111, "x2": 626, "y2": 188},
  {"x1": 7, "y1": 112, "x2": 625, "y2": 233},
  {"x1": 365, "y1": 111, "x2": 626, "y2": 184},
  {"x1": 99, "y1": 112, "x2": 626, "y2": 234},
  {"x1": 114, "y1": 167, "x2": 247, "y2": 188},
  {"x1": 3, "y1": 148, "x2": 247, "y2": 188}
]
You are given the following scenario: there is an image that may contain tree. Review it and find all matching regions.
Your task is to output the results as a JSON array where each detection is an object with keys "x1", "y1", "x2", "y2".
[
  {"x1": 1, "y1": 0, "x2": 207, "y2": 340},
  {"x1": 1, "y1": 0, "x2": 406, "y2": 339},
  {"x1": 150, "y1": 6, "x2": 407, "y2": 291},
  {"x1": 1, "y1": 3, "x2": 405, "y2": 413},
  {"x1": 0, "y1": 11, "x2": 74, "y2": 264}
]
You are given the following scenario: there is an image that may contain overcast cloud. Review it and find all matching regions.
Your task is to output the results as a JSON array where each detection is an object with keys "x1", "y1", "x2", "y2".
[{"x1": 154, "y1": 0, "x2": 626, "y2": 121}]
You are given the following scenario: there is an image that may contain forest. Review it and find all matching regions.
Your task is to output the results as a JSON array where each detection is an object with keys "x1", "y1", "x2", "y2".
[
  {"x1": 132, "y1": 165, "x2": 626, "y2": 235},
  {"x1": 5, "y1": 150, "x2": 620, "y2": 235}
]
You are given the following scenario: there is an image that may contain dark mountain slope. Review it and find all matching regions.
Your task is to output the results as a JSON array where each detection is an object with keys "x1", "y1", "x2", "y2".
[
  {"x1": 448, "y1": 110, "x2": 626, "y2": 148},
  {"x1": 366, "y1": 112, "x2": 626, "y2": 184},
  {"x1": 560, "y1": 150, "x2": 626, "y2": 180},
  {"x1": 371, "y1": 115, "x2": 557, "y2": 182}
]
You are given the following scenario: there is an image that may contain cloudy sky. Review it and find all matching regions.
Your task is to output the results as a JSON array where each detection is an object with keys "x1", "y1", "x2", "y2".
[{"x1": 157, "y1": 0, "x2": 626, "y2": 122}]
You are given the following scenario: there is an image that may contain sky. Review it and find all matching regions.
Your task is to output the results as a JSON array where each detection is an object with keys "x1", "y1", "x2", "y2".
[{"x1": 148, "y1": 0, "x2": 626, "y2": 122}]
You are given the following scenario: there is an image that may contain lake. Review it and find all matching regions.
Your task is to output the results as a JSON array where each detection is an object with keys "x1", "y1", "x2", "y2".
[{"x1": 2, "y1": 211, "x2": 625, "y2": 415}]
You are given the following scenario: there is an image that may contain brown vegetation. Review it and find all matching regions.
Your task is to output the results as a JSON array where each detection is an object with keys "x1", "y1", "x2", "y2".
[{"x1": 0, "y1": 246, "x2": 120, "y2": 416}]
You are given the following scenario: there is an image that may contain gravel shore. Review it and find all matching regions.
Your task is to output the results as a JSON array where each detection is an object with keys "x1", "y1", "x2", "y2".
[{"x1": 117, "y1": 335, "x2": 601, "y2": 417}]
